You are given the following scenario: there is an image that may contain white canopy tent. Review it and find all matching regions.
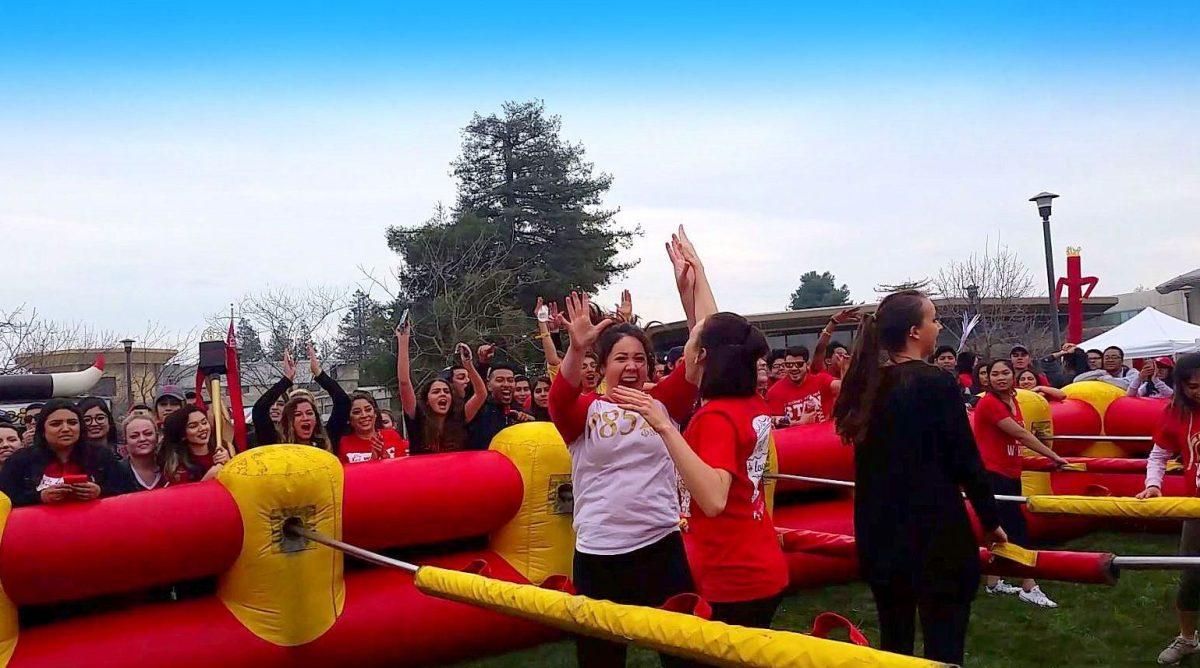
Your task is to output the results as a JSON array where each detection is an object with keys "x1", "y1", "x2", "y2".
[{"x1": 1078, "y1": 307, "x2": 1200, "y2": 358}]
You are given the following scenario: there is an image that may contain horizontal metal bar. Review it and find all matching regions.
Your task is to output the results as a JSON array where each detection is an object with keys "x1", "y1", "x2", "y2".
[
  {"x1": 286, "y1": 522, "x2": 420, "y2": 574},
  {"x1": 1112, "y1": 556, "x2": 1200, "y2": 570},
  {"x1": 765, "y1": 473, "x2": 1027, "y2": 503},
  {"x1": 1044, "y1": 434, "x2": 1152, "y2": 442}
]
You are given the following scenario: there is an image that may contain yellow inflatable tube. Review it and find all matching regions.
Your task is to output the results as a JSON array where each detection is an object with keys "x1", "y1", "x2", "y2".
[
  {"x1": 1027, "y1": 495, "x2": 1200, "y2": 520},
  {"x1": 414, "y1": 566, "x2": 948, "y2": 668}
]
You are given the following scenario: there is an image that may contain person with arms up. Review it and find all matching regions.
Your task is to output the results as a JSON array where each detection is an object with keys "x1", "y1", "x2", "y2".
[
  {"x1": 1134, "y1": 353, "x2": 1200, "y2": 665},
  {"x1": 252, "y1": 344, "x2": 350, "y2": 448},
  {"x1": 612, "y1": 312, "x2": 787, "y2": 629},
  {"x1": 397, "y1": 323, "x2": 487, "y2": 454},
  {"x1": 831, "y1": 291, "x2": 1006, "y2": 665},
  {"x1": 549, "y1": 226, "x2": 715, "y2": 668}
]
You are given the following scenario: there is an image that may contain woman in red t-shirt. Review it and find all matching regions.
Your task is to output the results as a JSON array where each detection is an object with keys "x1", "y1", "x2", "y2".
[
  {"x1": 1136, "y1": 353, "x2": 1200, "y2": 664},
  {"x1": 338, "y1": 392, "x2": 408, "y2": 464},
  {"x1": 972, "y1": 359, "x2": 1068, "y2": 607},
  {"x1": 612, "y1": 312, "x2": 788, "y2": 628},
  {"x1": 161, "y1": 405, "x2": 230, "y2": 483}
]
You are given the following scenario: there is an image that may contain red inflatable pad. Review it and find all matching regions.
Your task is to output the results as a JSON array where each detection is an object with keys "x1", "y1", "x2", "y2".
[
  {"x1": 1048, "y1": 399, "x2": 1103, "y2": 456},
  {"x1": 773, "y1": 423, "x2": 854, "y2": 491},
  {"x1": 8, "y1": 551, "x2": 559, "y2": 668},
  {"x1": 0, "y1": 482, "x2": 242, "y2": 605},
  {"x1": 981, "y1": 547, "x2": 1116, "y2": 585},
  {"x1": 1105, "y1": 397, "x2": 1168, "y2": 454},
  {"x1": 343, "y1": 452, "x2": 524, "y2": 550},
  {"x1": 771, "y1": 496, "x2": 855, "y2": 536}
]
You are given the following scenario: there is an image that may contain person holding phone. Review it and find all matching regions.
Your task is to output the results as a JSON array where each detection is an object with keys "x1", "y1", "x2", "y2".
[
  {"x1": 1128, "y1": 358, "x2": 1175, "y2": 398},
  {"x1": 397, "y1": 325, "x2": 487, "y2": 454},
  {"x1": 253, "y1": 343, "x2": 351, "y2": 448},
  {"x1": 0, "y1": 399, "x2": 134, "y2": 506}
]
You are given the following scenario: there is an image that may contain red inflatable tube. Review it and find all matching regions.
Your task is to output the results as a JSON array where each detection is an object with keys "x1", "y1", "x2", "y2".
[
  {"x1": 771, "y1": 496, "x2": 855, "y2": 536},
  {"x1": 1048, "y1": 399, "x2": 1103, "y2": 455},
  {"x1": 343, "y1": 452, "x2": 524, "y2": 550},
  {"x1": 778, "y1": 529, "x2": 1118, "y2": 587},
  {"x1": 981, "y1": 547, "x2": 1116, "y2": 585},
  {"x1": 1023, "y1": 456, "x2": 1152, "y2": 474},
  {"x1": 1047, "y1": 471, "x2": 1187, "y2": 498},
  {"x1": 773, "y1": 423, "x2": 855, "y2": 491},
  {"x1": 8, "y1": 551, "x2": 561, "y2": 668},
  {"x1": 0, "y1": 483, "x2": 243, "y2": 606}
]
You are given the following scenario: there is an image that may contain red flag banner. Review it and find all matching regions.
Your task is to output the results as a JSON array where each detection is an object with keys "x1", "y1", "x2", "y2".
[{"x1": 225, "y1": 321, "x2": 248, "y2": 451}]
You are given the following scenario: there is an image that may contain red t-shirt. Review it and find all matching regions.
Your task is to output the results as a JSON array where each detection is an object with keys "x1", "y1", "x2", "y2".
[
  {"x1": 1154, "y1": 410, "x2": 1200, "y2": 496},
  {"x1": 37, "y1": 460, "x2": 86, "y2": 492},
  {"x1": 339, "y1": 428, "x2": 409, "y2": 464},
  {"x1": 765, "y1": 372, "x2": 836, "y2": 423},
  {"x1": 972, "y1": 393, "x2": 1024, "y2": 479},
  {"x1": 681, "y1": 396, "x2": 788, "y2": 603},
  {"x1": 958, "y1": 373, "x2": 974, "y2": 389}
]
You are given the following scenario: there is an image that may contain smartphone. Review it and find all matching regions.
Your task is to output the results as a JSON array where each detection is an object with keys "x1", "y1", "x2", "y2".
[
  {"x1": 536, "y1": 304, "x2": 550, "y2": 323},
  {"x1": 398, "y1": 308, "x2": 410, "y2": 327},
  {"x1": 63, "y1": 474, "x2": 89, "y2": 485}
]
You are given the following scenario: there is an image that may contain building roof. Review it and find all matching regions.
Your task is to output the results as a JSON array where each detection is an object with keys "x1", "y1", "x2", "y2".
[
  {"x1": 1157, "y1": 268, "x2": 1200, "y2": 294},
  {"x1": 645, "y1": 296, "x2": 1119, "y2": 344}
]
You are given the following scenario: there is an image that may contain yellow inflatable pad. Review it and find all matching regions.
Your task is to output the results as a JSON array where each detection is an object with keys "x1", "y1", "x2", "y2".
[
  {"x1": 414, "y1": 566, "x2": 948, "y2": 668},
  {"x1": 1027, "y1": 495, "x2": 1200, "y2": 519},
  {"x1": 0, "y1": 495, "x2": 17, "y2": 667}
]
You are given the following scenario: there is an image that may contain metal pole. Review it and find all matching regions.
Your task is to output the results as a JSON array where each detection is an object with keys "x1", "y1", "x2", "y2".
[
  {"x1": 286, "y1": 522, "x2": 420, "y2": 574},
  {"x1": 1043, "y1": 215, "x2": 1063, "y2": 351},
  {"x1": 765, "y1": 472, "x2": 1027, "y2": 503},
  {"x1": 121, "y1": 339, "x2": 134, "y2": 414},
  {"x1": 1113, "y1": 556, "x2": 1200, "y2": 570},
  {"x1": 1044, "y1": 434, "x2": 1153, "y2": 442}
]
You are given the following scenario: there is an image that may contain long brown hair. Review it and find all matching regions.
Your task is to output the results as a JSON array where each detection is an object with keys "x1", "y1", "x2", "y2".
[
  {"x1": 832, "y1": 290, "x2": 929, "y2": 445},
  {"x1": 160, "y1": 405, "x2": 213, "y2": 481},
  {"x1": 280, "y1": 396, "x2": 332, "y2": 451}
]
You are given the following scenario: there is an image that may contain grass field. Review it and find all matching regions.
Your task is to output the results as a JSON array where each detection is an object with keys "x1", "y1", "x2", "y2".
[{"x1": 454, "y1": 532, "x2": 1185, "y2": 668}]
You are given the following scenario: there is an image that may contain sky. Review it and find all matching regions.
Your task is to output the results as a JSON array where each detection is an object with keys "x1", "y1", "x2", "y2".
[{"x1": 2, "y1": 1, "x2": 1199, "y2": 338}]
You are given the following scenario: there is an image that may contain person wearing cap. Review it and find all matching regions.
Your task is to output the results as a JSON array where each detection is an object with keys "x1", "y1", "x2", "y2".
[
  {"x1": 1128, "y1": 357, "x2": 1175, "y2": 398},
  {"x1": 666, "y1": 346, "x2": 686, "y2": 372},
  {"x1": 153, "y1": 389, "x2": 185, "y2": 427},
  {"x1": 1009, "y1": 345, "x2": 1050, "y2": 387}
]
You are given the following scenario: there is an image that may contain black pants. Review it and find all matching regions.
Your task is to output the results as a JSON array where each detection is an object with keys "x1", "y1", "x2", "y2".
[
  {"x1": 710, "y1": 593, "x2": 783, "y2": 629},
  {"x1": 573, "y1": 532, "x2": 695, "y2": 668},
  {"x1": 870, "y1": 581, "x2": 973, "y2": 666}
]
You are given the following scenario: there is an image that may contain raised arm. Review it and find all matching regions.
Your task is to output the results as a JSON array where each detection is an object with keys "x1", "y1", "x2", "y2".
[
  {"x1": 557, "y1": 292, "x2": 613, "y2": 390},
  {"x1": 458, "y1": 343, "x2": 488, "y2": 422},
  {"x1": 811, "y1": 307, "x2": 861, "y2": 375},
  {"x1": 395, "y1": 323, "x2": 418, "y2": 419},
  {"x1": 668, "y1": 226, "x2": 718, "y2": 326},
  {"x1": 534, "y1": 297, "x2": 563, "y2": 367},
  {"x1": 308, "y1": 343, "x2": 350, "y2": 442},
  {"x1": 252, "y1": 349, "x2": 295, "y2": 446}
]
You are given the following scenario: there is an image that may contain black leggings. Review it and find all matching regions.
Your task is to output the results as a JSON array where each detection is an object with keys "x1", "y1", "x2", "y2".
[
  {"x1": 870, "y1": 582, "x2": 973, "y2": 666},
  {"x1": 573, "y1": 532, "x2": 695, "y2": 668},
  {"x1": 710, "y1": 593, "x2": 783, "y2": 628}
]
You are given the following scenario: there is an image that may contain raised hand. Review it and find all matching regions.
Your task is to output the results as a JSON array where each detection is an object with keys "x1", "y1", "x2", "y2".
[
  {"x1": 282, "y1": 348, "x2": 297, "y2": 381},
  {"x1": 547, "y1": 301, "x2": 562, "y2": 333},
  {"x1": 562, "y1": 292, "x2": 613, "y2": 350},
  {"x1": 666, "y1": 239, "x2": 695, "y2": 296},
  {"x1": 307, "y1": 342, "x2": 321, "y2": 378},
  {"x1": 456, "y1": 343, "x2": 473, "y2": 365},
  {"x1": 831, "y1": 306, "x2": 862, "y2": 326},
  {"x1": 671, "y1": 225, "x2": 704, "y2": 271},
  {"x1": 616, "y1": 289, "x2": 633, "y2": 324},
  {"x1": 477, "y1": 344, "x2": 495, "y2": 366},
  {"x1": 395, "y1": 320, "x2": 410, "y2": 339},
  {"x1": 535, "y1": 297, "x2": 550, "y2": 323}
]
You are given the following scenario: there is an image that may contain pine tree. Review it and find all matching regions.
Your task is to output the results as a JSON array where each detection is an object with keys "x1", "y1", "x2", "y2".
[
  {"x1": 788, "y1": 271, "x2": 852, "y2": 310},
  {"x1": 235, "y1": 319, "x2": 265, "y2": 362}
]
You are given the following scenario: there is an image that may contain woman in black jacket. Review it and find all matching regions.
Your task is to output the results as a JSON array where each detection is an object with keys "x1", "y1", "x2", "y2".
[
  {"x1": 252, "y1": 343, "x2": 350, "y2": 449},
  {"x1": 0, "y1": 399, "x2": 134, "y2": 507},
  {"x1": 832, "y1": 290, "x2": 1006, "y2": 666}
]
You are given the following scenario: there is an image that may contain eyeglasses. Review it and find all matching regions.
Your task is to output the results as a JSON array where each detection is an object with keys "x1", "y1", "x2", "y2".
[{"x1": 82, "y1": 416, "x2": 108, "y2": 425}]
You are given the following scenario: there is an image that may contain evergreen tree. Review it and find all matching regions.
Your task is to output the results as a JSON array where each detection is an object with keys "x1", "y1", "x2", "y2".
[
  {"x1": 451, "y1": 100, "x2": 637, "y2": 311},
  {"x1": 235, "y1": 319, "x2": 265, "y2": 362},
  {"x1": 788, "y1": 271, "x2": 852, "y2": 310}
]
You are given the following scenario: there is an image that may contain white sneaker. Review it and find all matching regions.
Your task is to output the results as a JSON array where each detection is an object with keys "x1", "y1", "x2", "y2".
[
  {"x1": 1018, "y1": 585, "x2": 1058, "y2": 608},
  {"x1": 986, "y1": 580, "x2": 1021, "y2": 595},
  {"x1": 1158, "y1": 634, "x2": 1200, "y2": 665}
]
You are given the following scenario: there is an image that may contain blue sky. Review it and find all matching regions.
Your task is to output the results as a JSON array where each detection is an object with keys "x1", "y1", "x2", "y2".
[{"x1": 2, "y1": 1, "x2": 1198, "y2": 335}]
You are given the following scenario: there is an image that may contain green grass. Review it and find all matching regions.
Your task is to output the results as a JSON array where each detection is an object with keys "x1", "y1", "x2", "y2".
[{"x1": 454, "y1": 532, "x2": 1184, "y2": 667}]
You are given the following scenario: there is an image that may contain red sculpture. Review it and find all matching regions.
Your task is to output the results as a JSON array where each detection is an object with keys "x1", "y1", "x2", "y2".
[{"x1": 1055, "y1": 247, "x2": 1099, "y2": 344}]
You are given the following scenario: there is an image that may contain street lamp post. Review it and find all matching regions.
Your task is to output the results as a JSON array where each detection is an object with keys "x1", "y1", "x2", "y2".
[
  {"x1": 120, "y1": 339, "x2": 135, "y2": 414},
  {"x1": 1029, "y1": 192, "x2": 1063, "y2": 351}
]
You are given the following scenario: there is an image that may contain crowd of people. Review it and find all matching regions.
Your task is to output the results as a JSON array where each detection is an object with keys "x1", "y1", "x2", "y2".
[{"x1": 1, "y1": 226, "x2": 1198, "y2": 667}]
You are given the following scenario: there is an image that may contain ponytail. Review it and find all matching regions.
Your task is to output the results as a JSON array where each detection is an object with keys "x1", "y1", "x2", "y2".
[{"x1": 832, "y1": 313, "x2": 883, "y2": 445}]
